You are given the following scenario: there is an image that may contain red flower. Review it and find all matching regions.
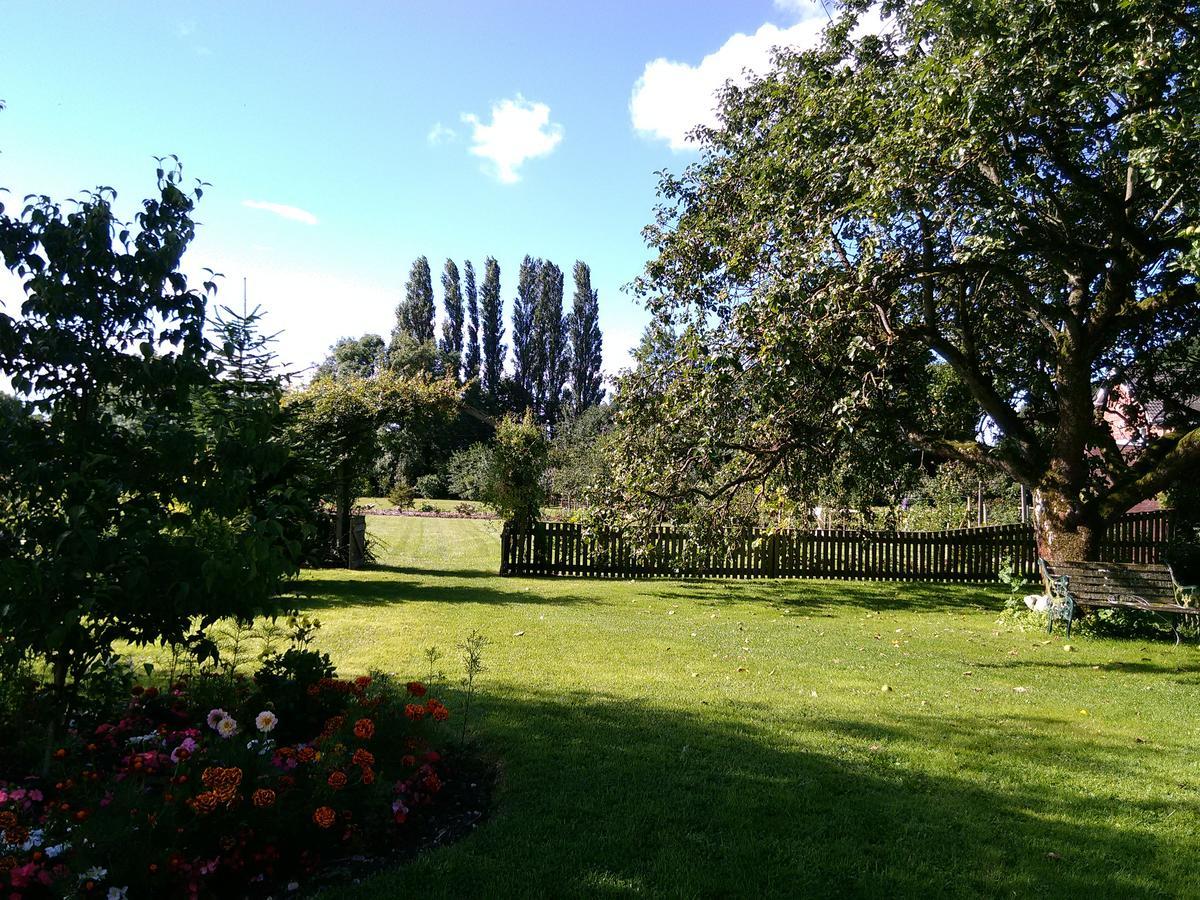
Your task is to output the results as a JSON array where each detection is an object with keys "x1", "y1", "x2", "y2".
[
  {"x1": 327, "y1": 771, "x2": 348, "y2": 790},
  {"x1": 353, "y1": 718, "x2": 375, "y2": 740},
  {"x1": 404, "y1": 704, "x2": 427, "y2": 721},
  {"x1": 406, "y1": 681, "x2": 427, "y2": 697},
  {"x1": 252, "y1": 788, "x2": 276, "y2": 808},
  {"x1": 361, "y1": 768, "x2": 376, "y2": 785},
  {"x1": 313, "y1": 806, "x2": 336, "y2": 829},
  {"x1": 351, "y1": 748, "x2": 375, "y2": 769}
]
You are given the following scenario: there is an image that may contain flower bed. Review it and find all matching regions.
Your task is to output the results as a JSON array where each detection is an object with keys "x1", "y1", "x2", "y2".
[{"x1": 0, "y1": 670, "x2": 481, "y2": 898}]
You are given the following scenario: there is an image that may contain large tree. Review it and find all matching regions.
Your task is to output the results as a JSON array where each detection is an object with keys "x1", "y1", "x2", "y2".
[
  {"x1": 394, "y1": 255, "x2": 435, "y2": 345},
  {"x1": 534, "y1": 260, "x2": 569, "y2": 426},
  {"x1": 479, "y1": 256, "x2": 505, "y2": 400},
  {"x1": 439, "y1": 258, "x2": 465, "y2": 378},
  {"x1": 618, "y1": 0, "x2": 1200, "y2": 560},
  {"x1": 511, "y1": 255, "x2": 542, "y2": 397},
  {"x1": 0, "y1": 165, "x2": 310, "y2": 703},
  {"x1": 316, "y1": 334, "x2": 385, "y2": 380},
  {"x1": 463, "y1": 260, "x2": 481, "y2": 383},
  {"x1": 567, "y1": 260, "x2": 604, "y2": 414}
]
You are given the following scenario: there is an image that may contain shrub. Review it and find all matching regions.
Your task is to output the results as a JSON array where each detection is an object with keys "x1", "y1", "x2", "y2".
[
  {"x1": 415, "y1": 472, "x2": 448, "y2": 500},
  {"x1": 481, "y1": 412, "x2": 550, "y2": 527},
  {"x1": 447, "y1": 443, "x2": 493, "y2": 500},
  {"x1": 388, "y1": 482, "x2": 416, "y2": 509}
]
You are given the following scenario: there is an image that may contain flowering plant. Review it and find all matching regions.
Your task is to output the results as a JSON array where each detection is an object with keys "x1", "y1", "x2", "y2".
[{"x1": 0, "y1": 671, "x2": 459, "y2": 898}]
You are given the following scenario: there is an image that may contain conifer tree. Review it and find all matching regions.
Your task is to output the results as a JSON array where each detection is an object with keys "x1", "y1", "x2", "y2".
[
  {"x1": 479, "y1": 257, "x2": 505, "y2": 400},
  {"x1": 439, "y1": 259, "x2": 464, "y2": 379},
  {"x1": 463, "y1": 260, "x2": 480, "y2": 383},
  {"x1": 568, "y1": 260, "x2": 604, "y2": 413}
]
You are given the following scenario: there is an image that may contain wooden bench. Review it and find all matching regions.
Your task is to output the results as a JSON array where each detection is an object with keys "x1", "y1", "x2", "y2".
[{"x1": 1039, "y1": 559, "x2": 1198, "y2": 642}]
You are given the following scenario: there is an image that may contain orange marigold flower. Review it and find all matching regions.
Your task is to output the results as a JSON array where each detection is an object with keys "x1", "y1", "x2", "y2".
[
  {"x1": 0, "y1": 855, "x2": 16, "y2": 873},
  {"x1": 214, "y1": 785, "x2": 238, "y2": 805},
  {"x1": 327, "y1": 771, "x2": 348, "y2": 790},
  {"x1": 297, "y1": 746, "x2": 317, "y2": 763},
  {"x1": 0, "y1": 812, "x2": 15, "y2": 829},
  {"x1": 351, "y1": 748, "x2": 375, "y2": 769},
  {"x1": 4, "y1": 826, "x2": 29, "y2": 846},
  {"x1": 361, "y1": 767, "x2": 376, "y2": 785},
  {"x1": 189, "y1": 792, "x2": 220, "y2": 815},
  {"x1": 353, "y1": 718, "x2": 375, "y2": 740},
  {"x1": 431, "y1": 704, "x2": 450, "y2": 722},
  {"x1": 406, "y1": 680, "x2": 427, "y2": 697},
  {"x1": 252, "y1": 788, "x2": 276, "y2": 808},
  {"x1": 312, "y1": 806, "x2": 336, "y2": 829},
  {"x1": 354, "y1": 675, "x2": 372, "y2": 689},
  {"x1": 404, "y1": 704, "x2": 427, "y2": 721}
]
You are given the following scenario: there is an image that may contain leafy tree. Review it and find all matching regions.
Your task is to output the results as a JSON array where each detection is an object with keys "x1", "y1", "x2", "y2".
[
  {"x1": 534, "y1": 261, "x2": 569, "y2": 426},
  {"x1": 463, "y1": 260, "x2": 481, "y2": 382},
  {"x1": 567, "y1": 260, "x2": 604, "y2": 414},
  {"x1": 479, "y1": 256, "x2": 505, "y2": 401},
  {"x1": 511, "y1": 255, "x2": 542, "y2": 396},
  {"x1": 284, "y1": 372, "x2": 460, "y2": 563},
  {"x1": 481, "y1": 411, "x2": 549, "y2": 527},
  {"x1": 0, "y1": 165, "x2": 307, "y2": 706},
  {"x1": 549, "y1": 404, "x2": 613, "y2": 508},
  {"x1": 316, "y1": 334, "x2": 385, "y2": 380},
  {"x1": 394, "y1": 255, "x2": 435, "y2": 345},
  {"x1": 439, "y1": 259, "x2": 464, "y2": 378},
  {"x1": 621, "y1": 0, "x2": 1200, "y2": 560},
  {"x1": 447, "y1": 442, "x2": 494, "y2": 500}
]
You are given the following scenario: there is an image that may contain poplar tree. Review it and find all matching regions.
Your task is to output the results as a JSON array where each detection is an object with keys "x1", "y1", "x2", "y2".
[
  {"x1": 479, "y1": 257, "x2": 505, "y2": 400},
  {"x1": 463, "y1": 260, "x2": 480, "y2": 382},
  {"x1": 439, "y1": 259, "x2": 464, "y2": 379},
  {"x1": 534, "y1": 261, "x2": 569, "y2": 425},
  {"x1": 568, "y1": 260, "x2": 604, "y2": 414},
  {"x1": 394, "y1": 255, "x2": 435, "y2": 344},
  {"x1": 511, "y1": 255, "x2": 542, "y2": 396}
]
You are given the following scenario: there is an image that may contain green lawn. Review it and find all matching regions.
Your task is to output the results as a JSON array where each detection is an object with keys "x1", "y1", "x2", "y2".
[{"x1": 300, "y1": 515, "x2": 1200, "y2": 899}]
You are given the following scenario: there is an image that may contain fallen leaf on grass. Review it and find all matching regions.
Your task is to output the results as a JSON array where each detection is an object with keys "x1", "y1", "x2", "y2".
[
  {"x1": 512, "y1": 631, "x2": 525, "y2": 637},
  {"x1": 1013, "y1": 687, "x2": 1028, "y2": 693}
]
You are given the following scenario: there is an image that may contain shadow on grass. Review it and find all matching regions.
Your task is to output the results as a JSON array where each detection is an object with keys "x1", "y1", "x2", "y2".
[
  {"x1": 345, "y1": 687, "x2": 1194, "y2": 899},
  {"x1": 295, "y1": 576, "x2": 602, "y2": 611},
  {"x1": 648, "y1": 577, "x2": 1005, "y2": 615}
]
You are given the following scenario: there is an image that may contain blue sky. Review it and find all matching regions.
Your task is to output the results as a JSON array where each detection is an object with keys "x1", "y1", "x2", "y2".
[{"x1": 0, "y1": 0, "x2": 842, "y2": 378}]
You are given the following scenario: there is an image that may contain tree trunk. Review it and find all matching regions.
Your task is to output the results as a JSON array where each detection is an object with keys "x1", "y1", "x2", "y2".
[
  {"x1": 337, "y1": 461, "x2": 352, "y2": 568},
  {"x1": 1032, "y1": 485, "x2": 1102, "y2": 562}
]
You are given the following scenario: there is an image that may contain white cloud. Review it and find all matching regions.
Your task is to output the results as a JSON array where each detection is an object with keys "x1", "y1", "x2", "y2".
[
  {"x1": 427, "y1": 122, "x2": 457, "y2": 145},
  {"x1": 630, "y1": 5, "x2": 882, "y2": 151},
  {"x1": 461, "y1": 95, "x2": 564, "y2": 184},
  {"x1": 241, "y1": 200, "x2": 319, "y2": 226}
]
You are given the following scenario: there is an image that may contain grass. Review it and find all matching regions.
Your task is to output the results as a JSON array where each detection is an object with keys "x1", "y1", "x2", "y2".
[{"x1": 299, "y1": 515, "x2": 1200, "y2": 898}]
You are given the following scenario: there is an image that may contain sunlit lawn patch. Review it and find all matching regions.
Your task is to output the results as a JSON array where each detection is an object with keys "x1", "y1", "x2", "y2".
[{"x1": 303, "y1": 515, "x2": 1200, "y2": 898}]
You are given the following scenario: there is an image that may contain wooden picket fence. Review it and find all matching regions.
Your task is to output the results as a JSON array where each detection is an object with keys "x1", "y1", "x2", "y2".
[{"x1": 500, "y1": 510, "x2": 1177, "y2": 583}]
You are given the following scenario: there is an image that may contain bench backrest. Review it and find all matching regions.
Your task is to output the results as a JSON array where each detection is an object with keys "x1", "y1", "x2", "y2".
[{"x1": 1042, "y1": 560, "x2": 1177, "y2": 606}]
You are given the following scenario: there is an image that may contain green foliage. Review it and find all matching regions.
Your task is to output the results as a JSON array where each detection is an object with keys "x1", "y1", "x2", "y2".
[
  {"x1": 512, "y1": 255, "x2": 542, "y2": 396},
  {"x1": 394, "y1": 254, "x2": 435, "y2": 345},
  {"x1": 447, "y1": 442, "x2": 494, "y2": 501},
  {"x1": 902, "y1": 461, "x2": 1021, "y2": 531},
  {"x1": 388, "y1": 481, "x2": 416, "y2": 509},
  {"x1": 568, "y1": 260, "x2": 604, "y2": 414},
  {"x1": 548, "y1": 404, "x2": 613, "y2": 507},
  {"x1": 482, "y1": 411, "x2": 549, "y2": 526},
  {"x1": 0, "y1": 163, "x2": 306, "y2": 692},
  {"x1": 439, "y1": 258, "x2": 465, "y2": 377},
  {"x1": 463, "y1": 260, "x2": 481, "y2": 383},
  {"x1": 534, "y1": 261, "x2": 569, "y2": 426},
  {"x1": 315, "y1": 333, "x2": 385, "y2": 380},
  {"x1": 415, "y1": 471, "x2": 449, "y2": 500},
  {"x1": 618, "y1": 0, "x2": 1200, "y2": 550},
  {"x1": 479, "y1": 256, "x2": 505, "y2": 400}
]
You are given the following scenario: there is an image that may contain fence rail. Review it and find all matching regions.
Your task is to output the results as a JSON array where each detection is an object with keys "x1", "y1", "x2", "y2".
[{"x1": 500, "y1": 510, "x2": 1177, "y2": 583}]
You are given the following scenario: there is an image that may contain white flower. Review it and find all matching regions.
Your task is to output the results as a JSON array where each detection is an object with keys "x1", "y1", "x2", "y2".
[
  {"x1": 79, "y1": 865, "x2": 107, "y2": 882},
  {"x1": 216, "y1": 716, "x2": 239, "y2": 739},
  {"x1": 255, "y1": 710, "x2": 279, "y2": 733},
  {"x1": 207, "y1": 708, "x2": 229, "y2": 730},
  {"x1": 108, "y1": 888, "x2": 129, "y2": 900}
]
